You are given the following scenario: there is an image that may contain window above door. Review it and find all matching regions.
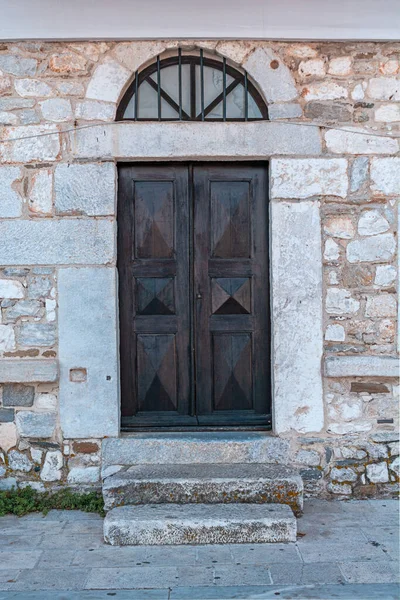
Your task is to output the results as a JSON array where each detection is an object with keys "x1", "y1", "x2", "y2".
[{"x1": 117, "y1": 50, "x2": 269, "y2": 122}]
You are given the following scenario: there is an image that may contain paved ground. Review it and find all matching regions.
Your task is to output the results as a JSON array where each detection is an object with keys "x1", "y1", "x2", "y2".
[{"x1": 0, "y1": 499, "x2": 398, "y2": 599}]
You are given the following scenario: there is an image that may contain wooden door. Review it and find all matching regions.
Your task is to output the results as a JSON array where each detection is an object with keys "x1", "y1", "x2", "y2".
[
  {"x1": 193, "y1": 164, "x2": 270, "y2": 425},
  {"x1": 118, "y1": 162, "x2": 270, "y2": 429}
]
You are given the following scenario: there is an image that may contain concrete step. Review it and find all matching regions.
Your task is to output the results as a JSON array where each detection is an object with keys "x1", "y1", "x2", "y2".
[
  {"x1": 102, "y1": 463, "x2": 303, "y2": 514},
  {"x1": 104, "y1": 503, "x2": 297, "y2": 545},
  {"x1": 102, "y1": 432, "x2": 290, "y2": 468}
]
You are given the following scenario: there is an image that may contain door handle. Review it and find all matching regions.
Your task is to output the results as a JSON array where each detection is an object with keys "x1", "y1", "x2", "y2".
[{"x1": 196, "y1": 293, "x2": 202, "y2": 300}]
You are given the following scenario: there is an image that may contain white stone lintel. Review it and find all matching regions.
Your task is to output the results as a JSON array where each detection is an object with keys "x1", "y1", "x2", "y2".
[
  {"x1": 0, "y1": 359, "x2": 58, "y2": 383},
  {"x1": 70, "y1": 121, "x2": 322, "y2": 160},
  {"x1": 325, "y1": 355, "x2": 400, "y2": 377}
]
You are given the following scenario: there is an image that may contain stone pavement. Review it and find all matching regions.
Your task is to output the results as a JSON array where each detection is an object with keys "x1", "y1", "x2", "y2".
[{"x1": 0, "y1": 499, "x2": 398, "y2": 599}]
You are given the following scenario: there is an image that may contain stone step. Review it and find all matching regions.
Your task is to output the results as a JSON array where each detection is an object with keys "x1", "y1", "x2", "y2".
[
  {"x1": 102, "y1": 463, "x2": 303, "y2": 514},
  {"x1": 102, "y1": 432, "x2": 290, "y2": 468},
  {"x1": 104, "y1": 503, "x2": 297, "y2": 545}
]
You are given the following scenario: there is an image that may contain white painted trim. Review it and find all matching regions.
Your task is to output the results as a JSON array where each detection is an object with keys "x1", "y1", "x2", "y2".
[{"x1": 1, "y1": 0, "x2": 399, "y2": 41}]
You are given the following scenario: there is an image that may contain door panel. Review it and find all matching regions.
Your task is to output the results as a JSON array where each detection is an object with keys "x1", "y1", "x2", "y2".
[
  {"x1": 193, "y1": 164, "x2": 270, "y2": 425},
  {"x1": 118, "y1": 162, "x2": 270, "y2": 428},
  {"x1": 118, "y1": 164, "x2": 194, "y2": 427}
]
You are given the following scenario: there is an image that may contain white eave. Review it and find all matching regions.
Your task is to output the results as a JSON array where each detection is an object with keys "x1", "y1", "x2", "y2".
[{"x1": 1, "y1": 0, "x2": 399, "y2": 42}]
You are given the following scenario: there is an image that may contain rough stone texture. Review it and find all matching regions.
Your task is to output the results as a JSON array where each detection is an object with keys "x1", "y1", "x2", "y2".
[
  {"x1": 346, "y1": 233, "x2": 396, "y2": 263},
  {"x1": 0, "y1": 359, "x2": 58, "y2": 383},
  {"x1": 358, "y1": 210, "x2": 390, "y2": 236},
  {"x1": 365, "y1": 295, "x2": 397, "y2": 318},
  {"x1": 324, "y1": 216, "x2": 355, "y2": 239},
  {"x1": 104, "y1": 503, "x2": 297, "y2": 546},
  {"x1": 0, "y1": 408, "x2": 14, "y2": 422},
  {"x1": 0, "y1": 422, "x2": 17, "y2": 451},
  {"x1": 67, "y1": 466, "x2": 100, "y2": 484},
  {"x1": 40, "y1": 450, "x2": 63, "y2": 481},
  {"x1": 15, "y1": 411, "x2": 56, "y2": 438},
  {"x1": 325, "y1": 129, "x2": 398, "y2": 154},
  {"x1": 325, "y1": 356, "x2": 399, "y2": 377},
  {"x1": 55, "y1": 162, "x2": 116, "y2": 216},
  {"x1": 102, "y1": 433, "x2": 290, "y2": 468},
  {"x1": 370, "y1": 158, "x2": 400, "y2": 195},
  {"x1": 86, "y1": 57, "x2": 131, "y2": 102},
  {"x1": 325, "y1": 324, "x2": 345, "y2": 342},
  {"x1": 3, "y1": 384, "x2": 34, "y2": 407},
  {"x1": 0, "y1": 220, "x2": 115, "y2": 265},
  {"x1": 242, "y1": 47, "x2": 298, "y2": 103},
  {"x1": 366, "y1": 462, "x2": 389, "y2": 483},
  {"x1": 0, "y1": 279, "x2": 24, "y2": 299},
  {"x1": 375, "y1": 265, "x2": 397, "y2": 287},
  {"x1": 58, "y1": 267, "x2": 119, "y2": 438},
  {"x1": 28, "y1": 169, "x2": 53, "y2": 216},
  {"x1": 102, "y1": 464, "x2": 303, "y2": 513},
  {"x1": 350, "y1": 157, "x2": 369, "y2": 192},
  {"x1": 271, "y1": 159, "x2": 348, "y2": 198},
  {"x1": 0, "y1": 166, "x2": 23, "y2": 218},
  {"x1": 8, "y1": 450, "x2": 32, "y2": 472},
  {"x1": 271, "y1": 201, "x2": 324, "y2": 433},
  {"x1": 268, "y1": 103, "x2": 302, "y2": 120},
  {"x1": 39, "y1": 98, "x2": 72, "y2": 122},
  {"x1": 18, "y1": 323, "x2": 56, "y2": 347},
  {"x1": 75, "y1": 100, "x2": 115, "y2": 121},
  {"x1": 0, "y1": 125, "x2": 60, "y2": 163}
]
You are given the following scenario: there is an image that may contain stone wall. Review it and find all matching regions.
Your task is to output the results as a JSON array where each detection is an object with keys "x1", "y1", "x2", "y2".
[{"x1": 0, "y1": 40, "x2": 398, "y2": 497}]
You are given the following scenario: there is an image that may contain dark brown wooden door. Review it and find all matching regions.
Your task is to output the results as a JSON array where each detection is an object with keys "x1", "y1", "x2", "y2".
[{"x1": 118, "y1": 163, "x2": 270, "y2": 429}]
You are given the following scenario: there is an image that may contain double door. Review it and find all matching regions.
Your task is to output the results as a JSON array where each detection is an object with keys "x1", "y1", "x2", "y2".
[{"x1": 118, "y1": 162, "x2": 270, "y2": 428}]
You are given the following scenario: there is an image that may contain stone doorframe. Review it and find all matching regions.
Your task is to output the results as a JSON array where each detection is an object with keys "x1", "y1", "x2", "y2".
[{"x1": 57, "y1": 43, "x2": 328, "y2": 438}]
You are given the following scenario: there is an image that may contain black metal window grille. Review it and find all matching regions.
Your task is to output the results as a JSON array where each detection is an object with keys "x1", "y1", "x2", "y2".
[{"x1": 117, "y1": 50, "x2": 268, "y2": 122}]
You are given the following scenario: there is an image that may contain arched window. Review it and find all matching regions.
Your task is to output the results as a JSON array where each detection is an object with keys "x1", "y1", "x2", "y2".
[{"x1": 117, "y1": 50, "x2": 268, "y2": 121}]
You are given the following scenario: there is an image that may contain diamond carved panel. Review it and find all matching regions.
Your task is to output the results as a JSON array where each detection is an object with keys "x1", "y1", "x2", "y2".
[
  {"x1": 136, "y1": 278, "x2": 175, "y2": 315},
  {"x1": 135, "y1": 181, "x2": 174, "y2": 258},
  {"x1": 211, "y1": 278, "x2": 251, "y2": 315},
  {"x1": 137, "y1": 334, "x2": 177, "y2": 412},
  {"x1": 213, "y1": 333, "x2": 252, "y2": 411}
]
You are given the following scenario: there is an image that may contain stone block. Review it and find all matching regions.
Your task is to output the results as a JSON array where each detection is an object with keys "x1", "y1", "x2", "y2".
[
  {"x1": 365, "y1": 294, "x2": 397, "y2": 317},
  {"x1": 0, "y1": 55, "x2": 37, "y2": 76},
  {"x1": 102, "y1": 433, "x2": 290, "y2": 467},
  {"x1": 102, "y1": 463, "x2": 303, "y2": 513},
  {"x1": 330, "y1": 467, "x2": 358, "y2": 482},
  {"x1": 324, "y1": 216, "x2": 355, "y2": 239},
  {"x1": 242, "y1": 47, "x2": 298, "y2": 102},
  {"x1": 375, "y1": 265, "x2": 397, "y2": 287},
  {"x1": 67, "y1": 466, "x2": 100, "y2": 483},
  {"x1": 324, "y1": 239, "x2": 340, "y2": 261},
  {"x1": 15, "y1": 411, "x2": 56, "y2": 438},
  {"x1": 371, "y1": 158, "x2": 400, "y2": 195},
  {"x1": 55, "y1": 162, "x2": 116, "y2": 216},
  {"x1": 0, "y1": 219, "x2": 115, "y2": 265},
  {"x1": 358, "y1": 210, "x2": 390, "y2": 236},
  {"x1": 268, "y1": 103, "x2": 302, "y2": 120},
  {"x1": 4, "y1": 300, "x2": 43, "y2": 321},
  {"x1": 113, "y1": 41, "x2": 166, "y2": 71},
  {"x1": 0, "y1": 324, "x2": 16, "y2": 352},
  {"x1": 350, "y1": 157, "x2": 369, "y2": 192},
  {"x1": 18, "y1": 323, "x2": 56, "y2": 347},
  {"x1": 329, "y1": 56, "x2": 353, "y2": 76},
  {"x1": 0, "y1": 359, "x2": 58, "y2": 383},
  {"x1": 304, "y1": 102, "x2": 351, "y2": 122},
  {"x1": 325, "y1": 129, "x2": 398, "y2": 154},
  {"x1": 375, "y1": 104, "x2": 400, "y2": 122},
  {"x1": 14, "y1": 79, "x2": 53, "y2": 97},
  {"x1": 49, "y1": 52, "x2": 88, "y2": 74},
  {"x1": 0, "y1": 477, "x2": 17, "y2": 490},
  {"x1": 325, "y1": 355, "x2": 399, "y2": 377},
  {"x1": 35, "y1": 393, "x2": 57, "y2": 411},
  {"x1": 40, "y1": 450, "x2": 63, "y2": 481},
  {"x1": 367, "y1": 77, "x2": 400, "y2": 100},
  {"x1": 75, "y1": 100, "x2": 115, "y2": 121},
  {"x1": 0, "y1": 125, "x2": 60, "y2": 163},
  {"x1": 71, "y1": 121, "x2": 322, "y2": 160},
  {"x1": 299, "y1": 58, "x2": 326, "y2": 78},
  {"x1": 326, "y1": 288, "x2": 360, "y2": 315},
  {"x1": 59, "y1": 268, "x2": 119, "y2": 438},
  {"x1": 346, "y1": 233, "x2": 395, "y2": 263},
  {"x1": 39, "y1": 98, "x2": 72, "y2": 122},
  {"x1": 271, "y1": 159, "x2": 348, "y2": 198},
  {"x1": 302, "y1": 82, "x2": 347, "y2": 100},
  {"x1": 271, "y1": 201, "x2": 323, "y2": 433},
  {"x1": 0, "y1": 166, "x2": 23, "y2": 218},
  {"x1": 28, "y1": 169, "x2": 53, "y2": 215},
  {"x1": 0, "y1": 422, "x2": 17, "y2": 451},
  {"x1": 104, "y1": 504, "x2": 297, "y2": 545},
  {"x1": 3, "y1": 384, "x2": 34, "y2": 407},
  {"x1": 366, "y1": 462, "x2": 389, "y2": 483},
  {"x1": 86, "y1": 56, "x2": 131, "y2": 102},
  {"x1": 8, "y1": 450, "x2": 32, "y2": 472},
  {"x1": 0, "y1": 408, "x2": 14, "y2": 422},
  {"x1": 325, "y1": 324, "x2": 345, "y2": 342},
  {"x1": 0, "y1": 279, "x2": 24, "y2": 299}
]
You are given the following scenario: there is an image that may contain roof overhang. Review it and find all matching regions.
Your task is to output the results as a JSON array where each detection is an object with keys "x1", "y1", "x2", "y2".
[{"x1": 1, "y1": 0, "x2": 399, "y2": 42}]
